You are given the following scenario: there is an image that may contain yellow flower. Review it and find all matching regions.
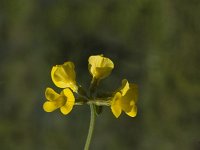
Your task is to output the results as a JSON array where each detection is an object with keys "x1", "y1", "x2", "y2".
[
  {"x1": 43, "y1": 87, "x2": 75, "y2": 115},
  {"x1": 111, "y1": 79, "x2": 138, "y2": 118},
  {"x1": 88, "y1": 55, "x2": 114, "y2": 80},
  {"x1": 51, "y1": 61, "x2": 78, "y2": 92}
]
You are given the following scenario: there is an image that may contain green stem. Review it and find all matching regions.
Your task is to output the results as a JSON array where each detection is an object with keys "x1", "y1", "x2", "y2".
[
  {"x1": 87, "y1": 100, "x2": 111, "y2": 106},
  {"x1": 84, "y1": 104, "x2": 96, "y2": 150}
]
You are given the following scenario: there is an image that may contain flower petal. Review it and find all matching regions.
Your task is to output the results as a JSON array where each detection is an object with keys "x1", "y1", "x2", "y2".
[
  {"x1": 51, "y1": 62, "x2": 77, "y2": 91},
  {"x1": 111, "y1": 92, "x2": 122, "y2": 118},
  {"x1": 63, "y1": 88, "x2": 75, "y2": 104},
  {"x1": 43, "y1": 101, "x2": 60, "y2": 112},
  {"x1": 88, "y1": 55, "x2": 114, "y2": 80},
  {"x1": 60, "y1": 103, "x2": 74, "y2": 115},
  {"x1": 43, "y1": 94, "x2": 66, "y2": 112},
  {"x1": 45, "y1": 87, "x2": 59, "y2": 101},
  {"x1": 125, "y1": 105, "x2": 137, "y2": 117},
  {"x1": 129, "y1": 83, "x2": 138, "y2": 103},
  {"x1": 60, "y1": 88, "x2": 75, "y2": 115},
  {"x1": 121, "y1": 83, "x2": 138, "y2": 112},
  {"x1": 95, "y1": 67, "x2": 114, "y2": 79},
  {"x1": 120, "y1": 79, "x2": 129, "y2": 96}
]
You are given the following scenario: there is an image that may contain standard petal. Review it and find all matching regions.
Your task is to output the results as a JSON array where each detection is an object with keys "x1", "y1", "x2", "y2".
[
  {"x1": 63, "y1": 62, "x2": 76, "y2": 81},
  {"x1": 60, "y1": 103, "x2": 74, "y2": 115},
  {"x1": 45, "y1": 87, "x2": 60, "y2": 101},
  {"x1": 59, "y1": 88, "x2": 75, "y2": 115},
  {"x1": 101, "y1": 57, "x2": 114, "y2": 68},
  {"x1": 111, "y1": 92, "x2": 122, "y2": 118},
  {"x1": 51, "y1": 65, "x2": 66, "y2": 88},
  {"x1": 88, "y1": 55, "x2": 114, "y2": 79},
  {"x1": 63, "y1": 88, "x2": 75, "y2": 103},
  {"x1": 95, "y1": 67, "x2": 114, "y2": 79},
  {"x1": 120, "y1": 79, "x2": 129, "y2": 96},
  {"x1": 51, "y1": 62, "x2": 77, "y2": 91}
]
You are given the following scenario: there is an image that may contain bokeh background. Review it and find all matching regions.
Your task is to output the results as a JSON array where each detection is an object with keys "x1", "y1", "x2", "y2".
[{"x1": 0, "y1": 0, "x2": 200, "y2": 150}]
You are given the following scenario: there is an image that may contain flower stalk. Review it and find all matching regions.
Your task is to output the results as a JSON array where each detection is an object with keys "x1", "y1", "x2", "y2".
[
  {"x1": 75, "y1": 99, "x2": 111, "y2": 106},
  {"x1": 87, "y1": 100, "x2": 110, "y2": 106},
  {"x1": 84, "y1": 104, "x2": 96, "y2": 150},
  {"x1": 84, "y1": 78, "x2": 98, "y2": 150}
]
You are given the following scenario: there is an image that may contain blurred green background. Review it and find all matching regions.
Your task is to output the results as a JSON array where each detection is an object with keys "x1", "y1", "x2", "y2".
[{"x1": 0, "y1": 0, "x2": 200, "y2": 150}]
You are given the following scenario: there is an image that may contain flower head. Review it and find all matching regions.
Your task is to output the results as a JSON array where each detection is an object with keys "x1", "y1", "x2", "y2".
[
  {"x1": 111, "y1": 79, "x2": 138, "y2": 118},
  {"x1": 88, "y1": 55, "x2": 114, "y2": 80},
  {"x1": 51, "y1": 62, "x2": 78, "y2": 92},
  {"x1": 43, "y1": 87, "x2": 75, "y2": 115}
]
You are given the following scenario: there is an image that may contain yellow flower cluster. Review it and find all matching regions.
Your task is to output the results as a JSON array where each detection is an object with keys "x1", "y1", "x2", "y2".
[{"x1": 43, "y1": 55, "x2": 138, "y2": 118}]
